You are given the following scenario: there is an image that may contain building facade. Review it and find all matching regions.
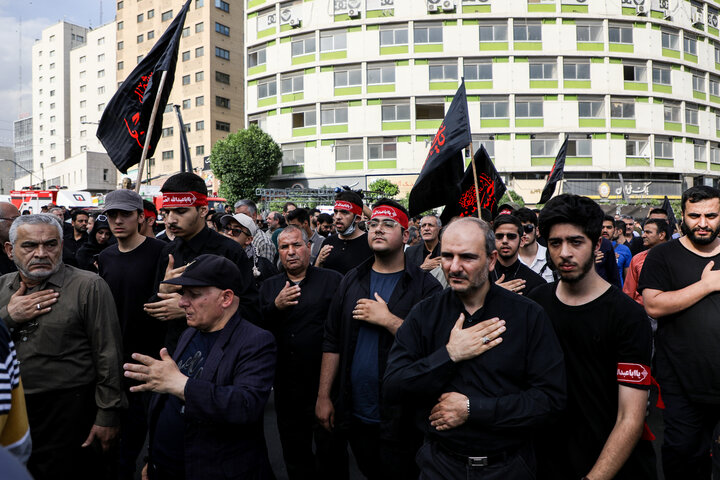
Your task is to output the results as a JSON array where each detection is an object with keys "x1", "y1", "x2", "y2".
[
  {"x1": 244, "y1": 0, "x2": 720, "y2": 203},
  {"x1": 12, "y1": 117, "x2": 32, "y2": 181},
  {"x1": 115, "y1": 0, "x2": 245, "y2": 184}
]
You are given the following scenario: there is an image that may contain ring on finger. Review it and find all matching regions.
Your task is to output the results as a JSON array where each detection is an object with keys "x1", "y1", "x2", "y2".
[
  {"x1": 36, "y1": 303, "x2": 41, "y2": 310},
  {"x1": 482, "y1": 336, "x2": 490, "y2": 345}
]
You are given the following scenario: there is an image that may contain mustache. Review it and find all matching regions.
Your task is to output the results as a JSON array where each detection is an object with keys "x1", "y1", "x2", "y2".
[
  {"x1": 28, "y1": 260, "x2": 53, "y2": 267},
  {"x1": 448, "y1": 272, "x2": 468, "y2": 280}
]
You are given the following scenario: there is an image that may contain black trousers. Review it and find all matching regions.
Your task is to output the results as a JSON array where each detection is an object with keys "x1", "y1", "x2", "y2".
[
  {"x1": 346, "y1": 417, "x2": 419, "y2": 480},
  {"x1": 25, "y1": 384, "x2": 104, "y2": 480},
  {"x1": 661, "y1": 392, "x2": 720, "y2": 480},
  {"x1": 118, "y1": 388, "x2": 152, "y2": 480},
  {"x1": 416, "y1": 440, "x2": 536, "y2": 480}
]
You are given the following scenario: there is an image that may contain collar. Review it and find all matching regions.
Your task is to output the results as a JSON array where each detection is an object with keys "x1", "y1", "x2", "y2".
[
  {"x1": 310, "y1": 230, "x2": 323, "y2": 243},
  {"x1": 177, "y1": 226, "x2": 213, "y2": 254},
  {"x1": 355, "y1": 254, "x2": 418, "y2": 284},
  {"x1": 448, "y1": 282, "x2": 500, "y2": 318},
  {"x1": 285, "y1": 264, "x2": 315, "y2": 286},
  {"x1": 10, "y1": 263, "x2": 67, "y2": 291}
]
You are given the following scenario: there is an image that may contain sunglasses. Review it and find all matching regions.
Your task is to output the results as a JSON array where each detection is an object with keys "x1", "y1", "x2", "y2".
[
  {"x1": 522, "y1": 224, "x2": 535, "y2": 234},
  {"x1": 495, "y1": 233, "x2": 519, "y2": 240},
  {"x1": 96, "y1": 214, "x2": 108, "y2": 222},
  {"x1": 224, "y1": 227, "x2": 250, "y2": 237}
]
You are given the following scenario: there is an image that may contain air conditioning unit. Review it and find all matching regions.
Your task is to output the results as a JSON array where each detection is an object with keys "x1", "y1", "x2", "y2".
[
  {"x1": 288, "y1": 17, "x2": 300, "y2": 27},
  {"x1": 662, "y1": 10, "x2": 672, "y2": 20},
  {"x1": 636, "y1": 4, "x2": 647, "y2": 15},
  {"x1": 693, "y1": 10, "x2": 704, "y2": 26},
  {"x1": 442, "y1": 0, "x2": 456, "y2": 11},
  {"x1": 427, "y1": 4, "x2": 438, "y2": 11},
  {"x1": 348, "y1": 8, "x2": 360, "y2": 17}
]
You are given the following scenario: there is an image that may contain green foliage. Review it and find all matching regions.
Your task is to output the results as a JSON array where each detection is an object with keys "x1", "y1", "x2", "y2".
[
  {"x1": 499, "y1": 189, "x2": 526, "y2": 208},
  {"x1": 368, "y1": 178, "x2": 400, "y2": 199},
  {"x1": 209, "y1": 124, "x2": 282, "y2": 204}
]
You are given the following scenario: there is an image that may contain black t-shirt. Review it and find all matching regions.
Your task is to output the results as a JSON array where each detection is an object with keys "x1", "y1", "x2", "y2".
[
  {"x1": 151, "y1": 329, "x2": 222, "y2": 474},
  {"x1": 528, "y1": 283, "x2": 654, "y2": 479},
  {"x1": 319, "y1": 232, "x2": 373, "y2": 276},
  {"x1": 491, "y1": 259, "x2": 547, "y2": 294},
  {"x1": 98, "y1": 237, "x2": 167, "y2": 359},
  {"x1": 637, "y1": 239, "x2": 720, "y2": 402}
]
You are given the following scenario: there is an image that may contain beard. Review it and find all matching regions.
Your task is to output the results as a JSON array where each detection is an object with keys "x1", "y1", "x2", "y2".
[
  {"x1": 553, "y1": 252, "x2": 595, "y2": 284},
  {"x1": 681, "y1": 222, "x2": 720, "y2": 246},
  {"x1": 447, "y1": 262, "x2": 490, "y2": 294},
  {"x1": 15, "y1": 258, "x2": 61, "y2": 282}
]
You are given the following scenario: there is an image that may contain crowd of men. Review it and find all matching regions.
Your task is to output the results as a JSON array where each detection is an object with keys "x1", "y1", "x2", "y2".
[{"x1": 0, "y1": 172, "x2": 718, "y2": 480}]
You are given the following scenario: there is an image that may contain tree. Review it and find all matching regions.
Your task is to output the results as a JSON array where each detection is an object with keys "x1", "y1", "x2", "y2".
[
  {"x1": 368, "y1": 178, "x2": 400, "y2": 199},
  {"x1": 499, "y1": 189, "x2": 526, "y2": 208},
  {"x1": 209, "y1": 124, "x2": 282, "y2": 204}
]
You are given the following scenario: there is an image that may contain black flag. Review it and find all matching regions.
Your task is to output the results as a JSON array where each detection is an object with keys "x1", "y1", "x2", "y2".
[
  {"x1": 96, "y1": 0, "x2": 191, "y2": 174},
  {"x1": 174, "y1": 105, "x2": 193, "y2": 173},
  {"x1": 661, "y1": 195, "x2": 677, "y2": 231},
  {"x1": 440, "y1": 145, "x2": 506, "y2": 224},
  {"x1": 408, "y1": 81, "x2": 471, "y2": 217},
  {"x1": 538, "y1": 135, "x2": 569, "y2": 204}
]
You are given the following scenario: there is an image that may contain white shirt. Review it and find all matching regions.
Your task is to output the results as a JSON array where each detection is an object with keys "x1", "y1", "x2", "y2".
[{"x1": 520, "y1": 243, "x2": 554, "y2": 283}]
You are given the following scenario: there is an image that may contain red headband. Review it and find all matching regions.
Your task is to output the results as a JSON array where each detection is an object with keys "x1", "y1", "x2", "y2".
[
  {"x1": 162, "y1": 192, "x2": 208, "y2": 208},
  {"x1": 334, "y1": 200, "x2": 363, "y2": 216},
  {"x1": 371, "y1": 205, "x2": 409, "y2": 229},
  {"x1": 143, "y1": 209, "x2": 157, "y2": 220}
]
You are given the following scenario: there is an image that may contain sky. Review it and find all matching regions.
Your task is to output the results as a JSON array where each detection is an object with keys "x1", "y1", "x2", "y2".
[{"x1": 0, "y1": 0, "x2": 109, "y2": 146}]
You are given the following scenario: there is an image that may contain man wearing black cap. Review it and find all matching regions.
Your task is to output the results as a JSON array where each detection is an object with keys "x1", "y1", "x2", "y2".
[
  {"x1": 97, "y1": 189, "x2": 167, "y2": 479},
  {"x1": 143, "y1": 172, "x2": 259, "y2": 354},
  {"x1": 125, "y1": 254, "x2": 277, "y2": 480}
]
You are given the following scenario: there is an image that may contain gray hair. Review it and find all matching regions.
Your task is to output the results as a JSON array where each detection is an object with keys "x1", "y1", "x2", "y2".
[
  {"x1": 9, "y1": 214, "x2": 63, "y2": 245},
  {"x1": 278, "y1": 224, "x2": 309, "y2": 244},
  {"x1": 49, "y1": 207, "x2": 64, "y2": 215},
  {"x1": 422, "y1": 214, "x2": 442, "y2": 228},
  {"x1": 234, "y1": 199, "x2": 257, "y2": 216},
  {"x1": 444, "y1": 217, "x2": 495, "y2": 257}
]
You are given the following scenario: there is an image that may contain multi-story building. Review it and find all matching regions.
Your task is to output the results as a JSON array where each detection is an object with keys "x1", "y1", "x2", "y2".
[
  {"x1": 0, "y1": 147, "x2": 15, "y2": 194},
  {"x1": 115, "y1": 0, "x2": 244, "y2": 183},
  {"x1": 245, "y1": 0, "x2": 720, "y2": 202},
  {"x1": 12, "y1": 116, "x2": 32, "y2": 181}
]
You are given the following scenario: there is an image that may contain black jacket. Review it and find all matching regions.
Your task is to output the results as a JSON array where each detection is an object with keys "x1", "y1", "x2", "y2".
[{"x1": 404, "y1": 241, "x2": 441, "y2": 269}]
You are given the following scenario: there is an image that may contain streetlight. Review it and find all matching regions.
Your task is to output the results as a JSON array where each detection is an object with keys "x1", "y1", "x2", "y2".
[{"x1": 3, "y1": 158, "x2": 45, "y2": 190}]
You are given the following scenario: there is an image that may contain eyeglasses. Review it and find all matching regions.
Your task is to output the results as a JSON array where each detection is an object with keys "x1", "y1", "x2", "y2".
[
  {"x1": 495, "y1": 233, "x2": 519, "y2": 240},
  {"x1": 13, "y1": 320, "x2": 39, "y2": 342},
  {"x1": 224, "y1": 227, "x2": 250, "y2": 237},
  {"x1": 367, "y1": 219, "x2": 400, "y2": 230},
  {"x1": 522, "y1": 224, "x2": 535, "y2": 234}
]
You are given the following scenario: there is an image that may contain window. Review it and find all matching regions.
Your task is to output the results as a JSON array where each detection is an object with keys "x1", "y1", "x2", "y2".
[
  {"x1": 50, "y1": 90, "x2": 55, "y2": 96},
  {"x1": 716, "y1": 44, "x2": 720, "y2": 64},
  {"x1": 609, "y1": 23, "x2": 632, "y2": 44},
  {"x1": 712, "y1": 146, "x2": 720, "y2": 164},
  {"x1": 196, "y1": 22, "x2": 204, "y2": 33},
  {"x1": 692, "y1": 73, "x2": 705, "y2": 92},
  {"x1": 98, "y1": 53, "x2": 105, "y2": 62},
  {"x1": 652, "y1": 64, "x2": 671, "y2": 85},
  {"x1": 416, "y1": 98, "x2": 445, "y2": 120},
  {"x1": 664, "y1": 102, "x2": 681, "y2": 122},
  {"x1": 321, "y1": 104, "x2": 348, "y2": 125},
  {"x1": 183, "y1": 75, "x2": 191, "y2": 85},
  {"x1": 162, "y1": 127, "x2": 174, "y2": 137},
  {"x1": 321, "y1": 30, "x2": 347, "y2": 52},
  {"x1": 578, "y1": 97, "x2": 604, "y2": 117},
  {"x1": 183, "y1": 99, "x2": 191, "y2": 109},
  {"x1": 576, "y1": 23, "x2": 603, "y2": 42},
  {"x1": 281, "y1": 73, "x2": 303, "y2": 94},
  {"x1": 382, "y1": 101, "x2": 410, "y2": 121},
  {"x1": 196, "y1": 120, "x2": 205, "y2": 130},
  {"x1": 195, "y1": 71, "x2": 204, "y2": 82},
  {"x1": 249, "y1": 48, "x2": 266, "y2": 68},
  {"x1": 98, "y1": 86, "x2": 105, "y2": 94},
  {"x1": 367, "y1": 64, "x2": 395, "y2": 84},
  {"x1": 49, "y1": 103, "x2": 55, "y2": 109},
  {"x1": 291, "y1": 36, "x2": 316, "y2": 57},
  {"x1": 148, "y1": 9, "x2": 154, "y2": 18},
  {"x1": 380, "y1": 25, "x2": 408, "y2": 46},
  {"x1": 215, "y1": 22, "x2": 230, "y2": 36},
  {"x1": 514, "y1": 20, "x2": 542, "y2": 41},
  {"x1": 79, "y1": 85, "x2": 86, "y2": 92},
  {"x1": 49, "y1": 50, "x2": 55, "y2": 57},
  {"x1": 626, "y1": 137, "x2": 649, "y2": 156},
  {"x1": 183, "y1": 27, "x2": 190, "y2": 37},
  {"x1": 611, "y1": 100, "x2": 635, "y2": 118},
  {"x1": 118, "y1": 61, "x2": 124, "y2": 70},
  {"x1": 79, "y1": 55, "x2": 86, "y2": 63},
  {"x1": 711, "y1": 77, "x2": 720, "y2": 96},
  {"x1": 137, "y1": 34, "x2": 144, "y2": 43},
  {"x1": 694, "y1": 142, "x2": 706, "y2": 161},
  {"x1": 258, "y1": 78, "x2": 277, "y2": 99},
  {"x1": 515, "y1": 97, "x2": 543, "y2": 117},
  {"x1": 195, "y1": 0, "x2": 204, "y2": 8},
  {"x1": 292, "y1": 108, "x2": 316, "y2": 128},
  {"x1": 335, "y1": 139, "x2": 363, "y2": 165},
  {"x1": 530, "y1": 61, "x2": 556, "y2": 80},
  {"x1": 162, "y1": 150, "x2": 174, "y2": 160},
  {"x1": 479, "y1": 22, "x2": 508, "y2": 42},
  {"x1": 480, "y1": 98, "x2": 509, "y2": 118},
  {"x1": 684, "y1": 34, "x2": 698, "y2": 56},
  {"x1": 196, "y1": 145, "x2": 205, "y2": 156},
  {"x1": 531, "y1": 136, "x2": 558, "y2": 156},
  {"x1": 216, "y1": 71, "x2": 230, "y2": 84},
  {"x1": 215, "y1": 0, "x2": 229, "y2": 12},
  {"x1": 567, "y1": 137, "x2": 592, "y2": 157},
  {"x1": 686, "y1": 104, "x2": 699, "y2": 126},
  {"x1": 564, "y1": 59, "x2": 590, "y2": 80},
  {"x1": 334, "y1": 67, "x2": 362, "y2": 87},
  {"x1": 148, "y1": 31, "x2": 155, "y2": 40},
  {"x1": 118, "y1": 1, "x2": 123, "y2": 9},
  {"x1": 216, "y1": 96, "x2": 230, "y2": 109},
  {"x1": 182, "y1": 51, "x2": 191, "y2": 61},
  {"x1": 368, "y1": 137, "x2": 397, "y2": 160},
  {"x1": 464, "y1": 61, "x2": 492, "y2": 81},
  {"x1": 98, "y1": 103, "x2": 105, "y2": 111},
  {"x1": 137, "y1": 13, "x2": 144, "y2": 22},
  {"x1": 429, "y1": 62, "x2": 458, "y2": 81},
  {"x1": 215, "y1": 47, "x2": 230, "y2": 60},
  {"x1": 50, "y1": 63, "x2": 55, "y2": 69},
  {"x1": 472, "y1": 135, "x2": 495, "y2": 157},
  {"x1": 117, "y1": 41, "x2": 124, "y2": 50},
  {"x1": 623, "y1": 64, "x2": 647, "y2": 82},
  {"x1": 195, "y1": 46, "x2": 204, "y2": 57},
  {"x1": 161, "y1": 10, "x2": 173, "y2": 21},
  {"x1": 49, "y1": 76, "x2": 55, "y2": 84},
  {"x1": 196, "y1": 96, "x2": 205, "y2": 106},
  {"x1": 282, "y1": 144, "x2": 305, "y2": 167},
  {"x1": 414, "y1": 23, "x2": 443, "y2": 44},
  {"x1": 118, "y1": 21, "x2": 124, "y2": 30},
  {"x1": 655, "y1": 139, "x2": 673, "y2": 159},
  {"x1": 662, "y1": 30, "x2": 679, "y2": 50}
]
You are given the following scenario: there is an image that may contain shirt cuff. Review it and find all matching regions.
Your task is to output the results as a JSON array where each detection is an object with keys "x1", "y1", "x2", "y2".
[
  {"x1": 467, "y1": 395, "x2": 497, "y2": 425},
  {"x1": 94, "y1": 408, "x2": 121, "y2": 427},
  {"x1": 0, "y1": 307, "x2": 18, "y2": 331}
]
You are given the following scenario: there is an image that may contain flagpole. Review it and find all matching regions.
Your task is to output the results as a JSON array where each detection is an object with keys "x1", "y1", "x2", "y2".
[
  {"x1": 467, "y1": 142, "x2": 483, "y2": 219},
  {"x1": 134, "y1": 70, "x2": 169, "y2": 193}
]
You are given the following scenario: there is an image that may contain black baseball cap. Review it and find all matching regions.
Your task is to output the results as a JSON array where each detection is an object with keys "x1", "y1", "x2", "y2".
[{"x1": 161, "y1": 254, "x2": 242, "y2": 295}]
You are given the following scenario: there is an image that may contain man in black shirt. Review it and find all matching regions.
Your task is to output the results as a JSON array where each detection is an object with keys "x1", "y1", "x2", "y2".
[
  {"x1": 259, "y1": 225, "x2": 344, "y2": 479},
  {"x1": 528, "y1": 194, "x2": 655, "y2": 480},
  {"x1": 491, "y1": 214, "x2": 546, "y2": 295},
  {"x1": 62, "y1": 209, "x2": 89, "y2": 266},
  {"x1": 639, "y1": 186, "x2": 720, "y2": 479},
  {"x1": 404, "y1": 214, "x2": 442, "y2": 270},
  {"x1": 97, "y1": 189, "x2": 167, "y2": 480},
  {"x1": 315, "y1": 191, "x2": 372, "y2": 275},
  {"x1": 384, "y1": 217, "x2": 566, "y2": 479},
  {"x1": 0, "y1": 202, "x2": 19, "y2": 275},
  {"x1": 317, "y1": 199, "x2": 441, "y2": 480},
  {"x1": 143, "y1": 173, "x2": 259, "y2": 354}
]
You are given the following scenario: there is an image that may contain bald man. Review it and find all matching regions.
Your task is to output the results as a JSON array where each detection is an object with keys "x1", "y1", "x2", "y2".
[{"x1": 0, "y1": 202, "x2": 20, "y2": 275}]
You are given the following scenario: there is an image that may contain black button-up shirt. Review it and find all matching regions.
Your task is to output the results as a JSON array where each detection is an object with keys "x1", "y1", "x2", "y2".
[
  {"x1": 153, "y1": 227, "x2": 260, "y2": 353},
  {"x1": 384, "y1": 284, "x2": 566, "y2": 455},
  {"x1": 491, "y1": 259, "x2": 548, "y2": 294},
  {"x1": 258, "y1": 266, "x2": 343, "y2": 399}
]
